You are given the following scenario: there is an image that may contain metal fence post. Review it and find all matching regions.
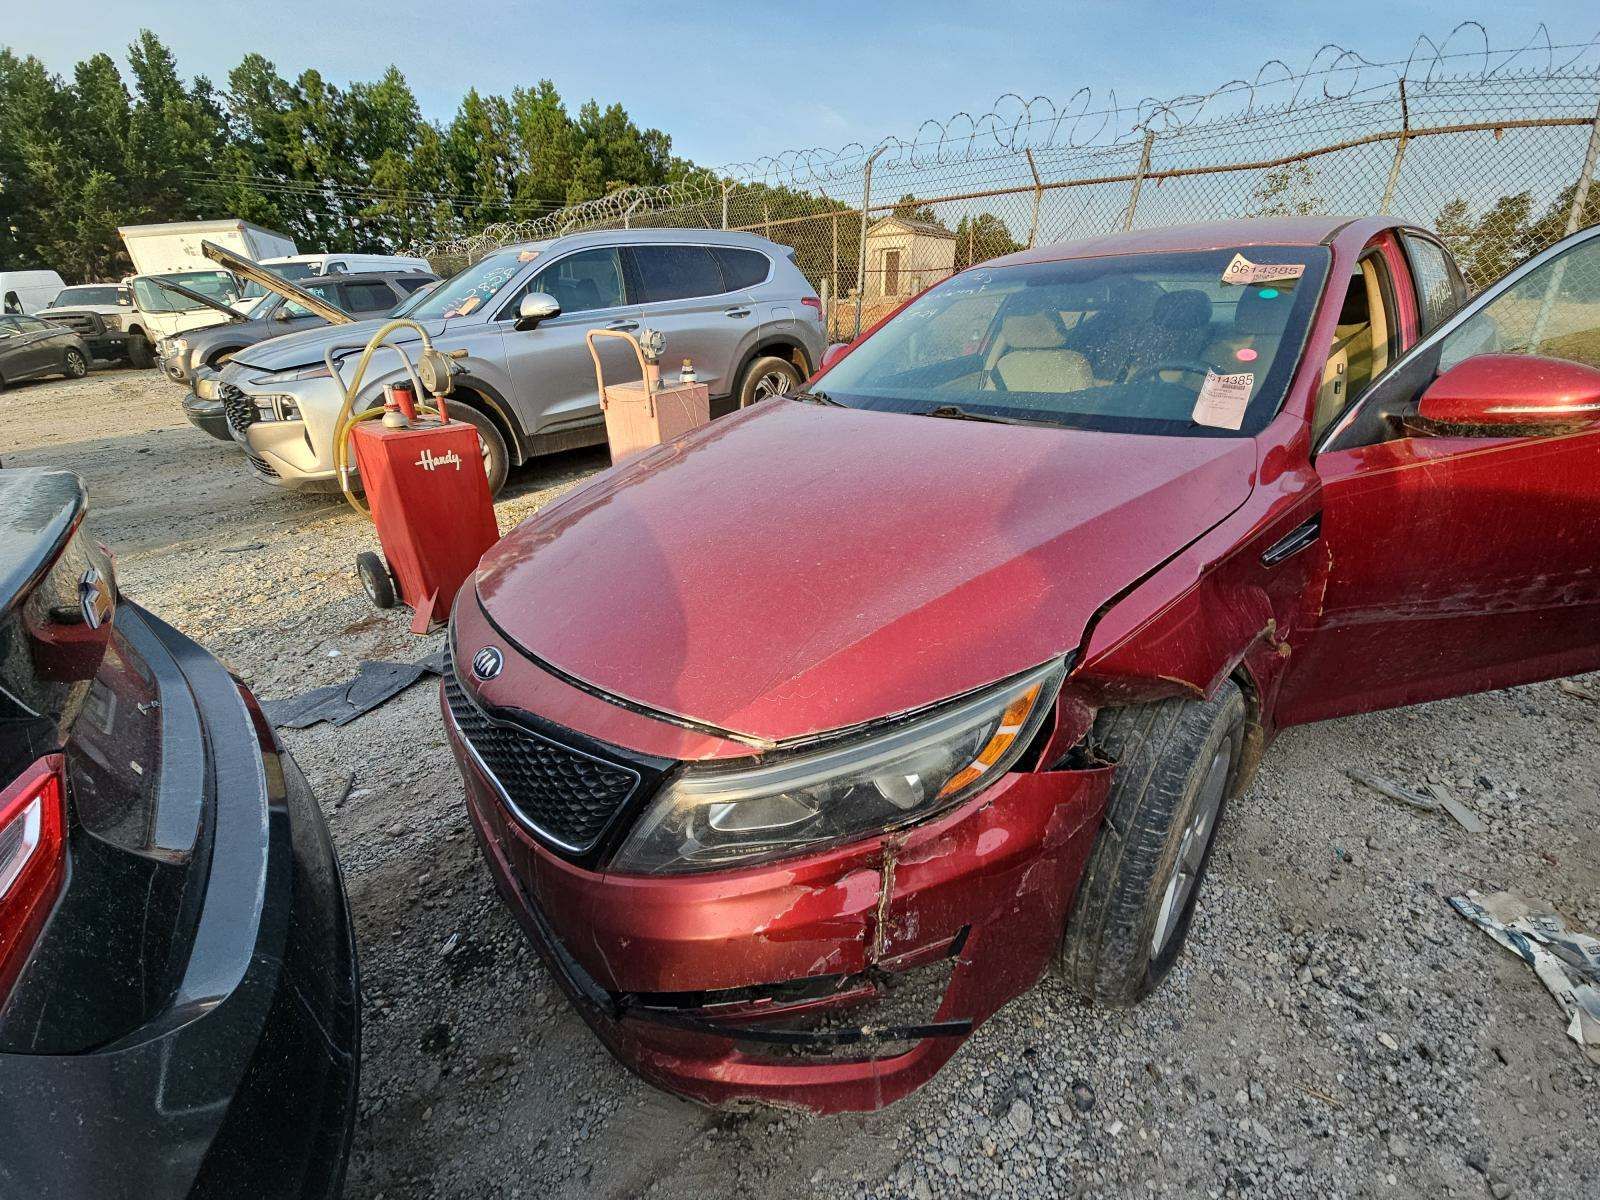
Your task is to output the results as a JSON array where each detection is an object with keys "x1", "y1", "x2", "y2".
[
  {"x1": 1562, "y1": 92, "x2": 1600, "y2": 236},
  {"x1": 830, "y1": 210, "x2": 839, "y2": 332},
  {"x1": 1379, "y1": 79, "x2": 1410, "y2": 214},
  {"x1": 854, "y1": 146, "x2": 886, "y2": 340},
  {"x1": 721, "y1": 181, "x2": 731, "y2": 230},
  {"x1": 1122, "y1": 130, "x2": 1155, "y2": 231},
  {"x1": 1025, "y1": 149, "x2": 1043, "y2": 248},
  {"x1": 1530, "y1": 91, "x2": 1600, "y2": 348}
]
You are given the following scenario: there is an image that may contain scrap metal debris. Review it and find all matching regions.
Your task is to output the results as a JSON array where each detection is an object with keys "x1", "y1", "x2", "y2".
[
  {"x1": 1347, "y1": 769, "x2": 1438, "y2": 813},
  {"x1": 1558, "y1": 678, "x2": 1600, "y2": 704},
  {"x1": 1449, "y1": 890, "x2": 1600, "y2": 1065},
  {"x1": 262, "y1": 649, "x2": 448, "y2": 728},
  {"x1": 1348, "y1": 770, "x2": 1484, "y2": 832}
]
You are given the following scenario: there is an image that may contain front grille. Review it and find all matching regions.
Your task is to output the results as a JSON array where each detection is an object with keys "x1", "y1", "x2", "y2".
[
  {"x1": 220, "y1": 383, "x2": 256, "y2": 434},
  {"x1": 444, "y1": 668, "x2": 642, "y2": 853},
  {"x1": 41, "y1": 312, "x2": 100, "y2": 337}
]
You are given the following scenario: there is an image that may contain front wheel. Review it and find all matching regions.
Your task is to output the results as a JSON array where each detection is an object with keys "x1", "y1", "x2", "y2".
[
  {"x1": 126, "y1": 335, "x2": 153, "y2": 369},
  {"x1": 1056, "y1": 680, "x2": 1245, "y2": 1005},
  {"x1": 737, "y1": 355, "x2": 801, "y2": 408},
  {"x1": 62, "y1": 348, "x2": 88, "y2": 379},
  {"x1": 449, "y1": 403, "x2": 510, "y2": 497}
]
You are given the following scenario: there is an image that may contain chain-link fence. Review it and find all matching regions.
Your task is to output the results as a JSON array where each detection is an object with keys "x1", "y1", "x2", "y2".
[{"x1": 420, "y1": 28, "x2": 1600, "y2": 341}]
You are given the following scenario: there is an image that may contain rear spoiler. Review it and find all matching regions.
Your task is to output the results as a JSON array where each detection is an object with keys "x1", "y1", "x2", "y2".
[{"x1": 201, "y1": 240, "x2": 353, "y2": 326}]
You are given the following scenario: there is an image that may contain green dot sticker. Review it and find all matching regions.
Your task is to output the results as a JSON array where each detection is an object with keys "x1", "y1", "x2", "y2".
[{"x1": 1258, "y1": 287, "x2": 1279, "y2": 299}]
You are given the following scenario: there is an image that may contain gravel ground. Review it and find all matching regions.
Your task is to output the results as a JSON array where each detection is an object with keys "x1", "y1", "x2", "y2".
[{"x1": 3, "y1": 366, "x2": 1595, "y2": 1200}]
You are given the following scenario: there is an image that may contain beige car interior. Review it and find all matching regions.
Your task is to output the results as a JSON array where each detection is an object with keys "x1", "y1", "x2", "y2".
[
  {"x1": 980, "y1": 310, "x2": 1095, "y2": 393},
  {"x1": 1314, "y1": 255, "x2": 1392, "y2": 438}
]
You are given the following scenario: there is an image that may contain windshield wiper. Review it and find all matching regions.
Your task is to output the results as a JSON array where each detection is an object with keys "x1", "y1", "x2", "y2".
[
  {"x1": 920, "y1": 403, "x2": 1052, "y2": 426},
  {"x1": 790, "y1": 389, "x2": 843, "y2": 406}
]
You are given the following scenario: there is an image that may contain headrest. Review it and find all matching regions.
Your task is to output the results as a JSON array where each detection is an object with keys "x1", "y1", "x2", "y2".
[
  {"x1": 1234, "y1": 285, "x2": 1292, "y2": 335},
  {"x1": 1153, "y1": 289, "x2": 1212, "y2": 330},
  {"x1": 998, "y1": 310, "x2": 1065, "y2": 350}
]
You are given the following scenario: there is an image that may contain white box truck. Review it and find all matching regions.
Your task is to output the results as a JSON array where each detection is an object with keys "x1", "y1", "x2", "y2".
[{"x1": 119, "y1": 220, "x2": 299, "y2": 350}]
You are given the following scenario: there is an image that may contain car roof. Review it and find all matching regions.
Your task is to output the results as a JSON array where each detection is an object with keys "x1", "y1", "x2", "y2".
[
  {"x1": 988, "y1": 216, "x2": 1410, "y2": 267},
  {"x1": 502, "y1": 228, "x2": 794, "y2": 257},
  {"x1": 284, "y1": 270, "x2": 437, "y2": 286}
]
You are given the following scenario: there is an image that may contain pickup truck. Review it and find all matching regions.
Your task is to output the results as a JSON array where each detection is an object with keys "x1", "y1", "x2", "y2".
[{"x1": 39, "y1": 283, "x2": 154, "y2": 367}]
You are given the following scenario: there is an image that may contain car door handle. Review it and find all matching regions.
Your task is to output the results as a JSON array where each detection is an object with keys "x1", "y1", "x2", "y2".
[
  {"x1": 1261, "y1": 513, "x2": 1322, "y2": 567},
  {"x1": 724, "y1": 307, "x2": 751, "y2": 318},
  {"x1": 605, "y1": 319, "x2": 639, "y2": 332}
]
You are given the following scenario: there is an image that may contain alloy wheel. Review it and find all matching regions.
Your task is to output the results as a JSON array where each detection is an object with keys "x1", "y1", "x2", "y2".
[
  {"x1": 1150, "y1": 740, "x2": 1232, "y2": 956},
  {"x1": 752, "y1": 370, "x2": 793, "y2": 401}
]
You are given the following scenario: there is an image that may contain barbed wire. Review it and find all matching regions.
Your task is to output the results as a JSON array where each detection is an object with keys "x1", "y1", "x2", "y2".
[{"x1": 417, "y1": 23, "x2": 1600, "y2": 269}]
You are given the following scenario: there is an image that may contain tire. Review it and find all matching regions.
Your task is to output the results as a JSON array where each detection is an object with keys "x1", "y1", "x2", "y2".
[
  {"x1": 356, "y1": 552, "x2": 397, "y2": 609},
  {"x1": 62, "y1": 348, "x2": 88, "y2": 379},
  {"x1": 207, "y1": 348, "x2": 238, "y2": 370},
  {"x1": 737, "y1": 355, "x2": 801, "y2": 408},
  {"x1": 449, "y1": 402, "x2": 510, "y2": 497},
  {"x1": 1057, "y1": 680, "x2": 1246, "y2": 1006},
  {"x1": 127, "y1": 334, "x2": 153, "y2": 369}
]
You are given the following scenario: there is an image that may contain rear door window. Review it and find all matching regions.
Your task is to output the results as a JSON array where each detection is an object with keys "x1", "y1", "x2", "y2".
[
  {"x1": 631, "y1": 246, "x2": 726, "y2": 303},
  {"x1": 712, "y1": 248, "x2": 771, "y2": 291},
  {"x1": 340, "y1": 281, "x2": 398, "y2": 313}
]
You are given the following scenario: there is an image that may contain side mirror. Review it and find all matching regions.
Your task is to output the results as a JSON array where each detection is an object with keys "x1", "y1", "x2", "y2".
[
  {"x1": 819, "y1": 343, "x2": 851, "y2": 371},
  {"x1": 1415, "y1": 353, "x2": 1600, "y2": 436},
  {"x1": 272, "y1": 308, "x2": 292, "y2": 322},
  {"x1": 515, "y1": 291, "x2": 561, "y2": 332}
]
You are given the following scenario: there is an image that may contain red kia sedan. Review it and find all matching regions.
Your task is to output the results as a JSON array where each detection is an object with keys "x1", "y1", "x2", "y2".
[{"x1": 444, "y1": 215, "x2": 1600, "y2": 1112}]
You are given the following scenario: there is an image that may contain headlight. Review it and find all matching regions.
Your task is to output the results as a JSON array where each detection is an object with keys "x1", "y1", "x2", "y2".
[
  {"x1": 610, "y1": 658, "x2": 1066, "y2": 874},
  {"x1": 102, "y1": 314, "x2": 122, "y2": 331},
  {"x1": 194, "y1": 376, "x2": 221, "y2": 401},
  {"x1": 254, "y1": 394, "x2": 302, "y2": 422}
]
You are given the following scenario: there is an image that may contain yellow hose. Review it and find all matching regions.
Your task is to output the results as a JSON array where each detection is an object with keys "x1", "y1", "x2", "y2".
[{"x1": 329, "y1": 318, "x2": 445, "y2": 518}]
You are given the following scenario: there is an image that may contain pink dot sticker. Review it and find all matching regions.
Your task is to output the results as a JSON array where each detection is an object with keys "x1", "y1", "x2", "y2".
[{"x1": 1235, "y1": 347, "x2": 1259, "y2": 362}]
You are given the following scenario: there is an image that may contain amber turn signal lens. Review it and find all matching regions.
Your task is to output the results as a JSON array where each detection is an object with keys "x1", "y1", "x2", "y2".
[{"x1": 936, "y1": 682, "x2": 1044, "y2": 799}]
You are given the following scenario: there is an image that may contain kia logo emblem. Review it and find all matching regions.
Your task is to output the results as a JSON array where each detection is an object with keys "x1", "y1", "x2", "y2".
[{"x1": 472, "y1": 647, "x2": 504, "y2": 680}]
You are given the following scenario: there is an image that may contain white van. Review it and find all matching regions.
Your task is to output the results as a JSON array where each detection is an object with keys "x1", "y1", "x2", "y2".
[
  {"x1": 0, "y1": 271, "x2": 67, "y2": 315},
  {"x1": 259, "y1": 253, "x2": 432, "y2": 281}
]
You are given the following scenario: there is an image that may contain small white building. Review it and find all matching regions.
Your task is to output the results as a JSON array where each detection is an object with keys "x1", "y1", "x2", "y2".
[{"x1": 862, "y1": 215, "x2": 957, "y2": 300}]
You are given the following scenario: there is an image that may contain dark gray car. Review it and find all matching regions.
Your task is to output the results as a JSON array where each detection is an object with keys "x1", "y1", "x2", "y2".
[
  {"x1": 177, "y1": 271, "x2": 437, "y2": 439},
  {"x1": 0, "y1": 315, "x2": 90, "y2": 389}
]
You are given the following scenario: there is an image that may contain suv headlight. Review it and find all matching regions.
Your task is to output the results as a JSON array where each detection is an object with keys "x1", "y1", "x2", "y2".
[
  {"x1": 254, "y1": 394, "x2": 302, "y2": 422},
  {"x1": 102, "y1": 313, "x2": 123, "y2": 330},
  {"x1": 610, "y1": 658, "x2": 1066, "y2": 874}
]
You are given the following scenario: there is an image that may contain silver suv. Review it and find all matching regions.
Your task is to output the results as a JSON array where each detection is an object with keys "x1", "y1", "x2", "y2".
[{"x1": 217, "y1": 229, "x2": 825, "y2": 493}]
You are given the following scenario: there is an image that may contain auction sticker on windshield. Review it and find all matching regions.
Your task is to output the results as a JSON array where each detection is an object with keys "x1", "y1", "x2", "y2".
[
  {"x1": 1192, "y1": 369, "x2": 1254, "y2": 430},
  {"x1": 1220, "y1": 254, "x2": 1305, "y2": 286}
]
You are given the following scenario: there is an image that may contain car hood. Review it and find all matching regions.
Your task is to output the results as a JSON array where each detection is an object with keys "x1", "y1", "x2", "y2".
[
  {"x1": 475, "y1": 402, "x2": 1258, "y2": 746},
  {"x1": 228, "y1": 316, "x2": 443, "y2": 372}
]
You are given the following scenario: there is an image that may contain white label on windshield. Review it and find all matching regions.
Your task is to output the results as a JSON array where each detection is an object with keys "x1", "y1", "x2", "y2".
[
  {"x1": 1220, "y1": 254, "x2": 1305, "y2": 286},
  {"x1": 1193, "y1": 370, "x2": 1254, "y2": 430}
]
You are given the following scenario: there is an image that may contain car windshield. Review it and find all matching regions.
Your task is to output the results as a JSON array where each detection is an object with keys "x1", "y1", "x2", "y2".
[
  {"x1": 818, "y1": 246, "x2": 1331, "y2": 437},
  {"x1": 407, "y1": 247, "x2": 535, "y2": 321},
  {"x1": 131, "y1": 270, "x2": 241, "y2": 314},
  {"x1": 52, "y1": 286, "x2": 122, "y2": 306}
]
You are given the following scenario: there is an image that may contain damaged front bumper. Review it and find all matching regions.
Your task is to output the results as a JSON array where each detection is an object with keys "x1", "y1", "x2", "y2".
[{"x1": 443, "y1": 671, "x2": 1112, "y2": 1113}]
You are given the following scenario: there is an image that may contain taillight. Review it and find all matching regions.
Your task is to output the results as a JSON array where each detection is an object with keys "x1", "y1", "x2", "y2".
[
  {"x1": 0, "y1": 756, "x2": 68, "y2": 1000},
  {"x1": 800, "y1": 296, "x2": 822, "y2": 313}
]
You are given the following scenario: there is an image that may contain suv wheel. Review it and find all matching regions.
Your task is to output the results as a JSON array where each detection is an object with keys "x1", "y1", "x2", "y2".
[
  {"x1": 1056, "y1": 681, "x2": 1245, "y2": 1005},
  {"x1": 737, "y1": 355, "x2": 801, "y2": 407},
  {"x1": 127, "y1": 335, "x2": 153, "y2": 369},
  {"x1": 450, "y1": 403, "x2": 510, "y2": 497}
]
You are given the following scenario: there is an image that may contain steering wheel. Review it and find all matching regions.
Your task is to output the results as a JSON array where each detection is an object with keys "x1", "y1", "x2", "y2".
[{"x1": 1130, "y1": 360, "x2": 1214, "y2": 386}]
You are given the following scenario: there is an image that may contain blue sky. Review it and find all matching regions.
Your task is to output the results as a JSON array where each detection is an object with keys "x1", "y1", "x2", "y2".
[{"x1": 10, "y1": 1, "x2": 1597, "y2": 168}]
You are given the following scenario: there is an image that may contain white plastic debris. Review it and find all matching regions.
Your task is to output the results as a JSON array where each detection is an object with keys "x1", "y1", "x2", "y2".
[{"x1": 1449, "y1": 890, "x2": 1600, "y2": 1065}]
